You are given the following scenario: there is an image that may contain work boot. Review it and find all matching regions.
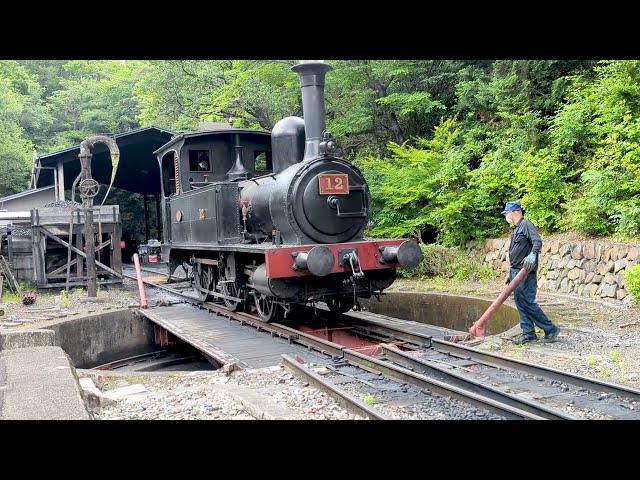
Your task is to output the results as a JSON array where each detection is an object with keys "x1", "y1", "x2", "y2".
[
  {"x1": 539, "y1": 326, "x2": 560, "y2": 344},
  {"x1": 511, "y1": 333, "x2": 538, "y2": 345}
]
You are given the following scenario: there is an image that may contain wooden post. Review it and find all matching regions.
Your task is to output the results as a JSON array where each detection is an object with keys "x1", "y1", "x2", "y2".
[
  {"x1": 112, "y1": 220, "x2": 122, "y2": 274},
  {"x1": 56, "y1": 159, "x2": 65, "y2": 201},
  {"x1": 31, "y1": 221, "x2": 46, "y2": 288},
  {"x1": 75, "y1": 216, "x2": 84, "y2": 280},
  {"x1": 85, "y1": 206, "x2": 97, "y2": 297}
]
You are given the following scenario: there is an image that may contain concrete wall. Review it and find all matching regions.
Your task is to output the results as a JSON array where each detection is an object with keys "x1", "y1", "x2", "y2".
[
  {"x1": 481, "y1": 236, "x2": 639, "y2": 303},
  {"x1": 44, "y1": 309, "x2": 156, "y2": 368}
]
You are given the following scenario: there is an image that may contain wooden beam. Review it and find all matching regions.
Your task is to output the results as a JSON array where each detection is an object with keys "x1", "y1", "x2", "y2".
[
  {"x1": 32, "y1": 225, "x2": 46, "y2": 287},
  {"x1": 48, "y1": 258, "x2": 78, "y2": 276},
  {"x1": 37, "y1": 226, "x2": 122, "y2": 278}
]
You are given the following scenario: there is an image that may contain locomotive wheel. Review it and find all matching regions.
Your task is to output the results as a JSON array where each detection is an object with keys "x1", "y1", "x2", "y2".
[
  {"x1": 194, "y1": 263, "x2": 214, "y2": 301},
  {"x1": 326, "y1": 298, "x2": 355, "y2": 314},
  {"x1": 220, "y1": 275, "x2": 243, "y2": 311},
  {"x1": 253, "y1": 291, "x2": 278, "y2": 322}
]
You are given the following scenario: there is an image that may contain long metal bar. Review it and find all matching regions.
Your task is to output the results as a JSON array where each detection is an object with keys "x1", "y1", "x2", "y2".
[
  {"x1": 381, "y1": 344, "x2": 575, "y2": 419},
  {"x1": 431, "y1": 338, "x2": 640, "y2": 402},
  {"x1": 133, "y1": 253, "x2": 148, "y2": 309},
  {"x1": 281, "y1": 354, "x2": 390, "y2": 420},
  {"x1": 341, "y1": 348, "x2": 548, "y2": 420}
]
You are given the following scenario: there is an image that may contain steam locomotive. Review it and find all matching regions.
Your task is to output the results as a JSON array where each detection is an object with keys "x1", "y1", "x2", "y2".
[{"x1": 154, "y1": 61, "x2": 423, "y2": 321}]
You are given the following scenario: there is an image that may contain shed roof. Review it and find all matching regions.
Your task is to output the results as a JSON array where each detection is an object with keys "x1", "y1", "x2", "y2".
[
  {"x1": 153, "y1": 128, "x2": 271, "y2": 155},
  {"x1": 35, "y1": 126, "x2": 175, "y2": 196},
  {"x1": 0, "y1": 185, "x2": 55, "y2": 204}
]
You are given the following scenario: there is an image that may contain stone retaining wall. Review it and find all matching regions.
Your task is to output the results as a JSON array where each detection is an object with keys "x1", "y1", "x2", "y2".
[{"x1": 482, "y1": 237, "x2": 639, "y2": 303}]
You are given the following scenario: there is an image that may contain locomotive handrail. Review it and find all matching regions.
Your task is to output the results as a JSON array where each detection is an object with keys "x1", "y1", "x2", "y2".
[
  {"x1": 336, "y1": 202, "x2": 368, "y2": 218},
  {"x1": 331, "y1": 195, "x2": 368, "y2": 218}
]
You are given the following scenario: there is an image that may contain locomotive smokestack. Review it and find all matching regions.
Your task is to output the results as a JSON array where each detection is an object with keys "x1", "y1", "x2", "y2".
[{"x1": 291, "y1": 61, "x2": 333, "y2": 161}]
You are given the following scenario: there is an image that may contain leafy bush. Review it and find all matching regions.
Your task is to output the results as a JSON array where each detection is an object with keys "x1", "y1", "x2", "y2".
[
  {"x1": 406, "y1": 243, "x2": 497, "y2": 281},
  {"x1": 625, "y1": 263, "x2": 640, "y2": 303}
]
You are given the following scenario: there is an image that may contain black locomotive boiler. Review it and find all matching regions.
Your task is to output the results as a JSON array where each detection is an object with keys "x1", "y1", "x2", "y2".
[{"x1": 155, "y1": 61, "x2": 423, "y2": 321}]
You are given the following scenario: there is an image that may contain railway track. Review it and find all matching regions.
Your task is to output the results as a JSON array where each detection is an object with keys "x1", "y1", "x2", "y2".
[
  {"x1": 92, "y1": 350, "x2": 200, "y2": 372},
  {"x1": 121, "y1": 265, "x2": 640, "y2": 420}
]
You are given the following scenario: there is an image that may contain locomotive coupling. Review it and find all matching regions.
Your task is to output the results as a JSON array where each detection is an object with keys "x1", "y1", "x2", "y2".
[{"x1": 379, "y1": 241, "x2": 423, "y2": 269}]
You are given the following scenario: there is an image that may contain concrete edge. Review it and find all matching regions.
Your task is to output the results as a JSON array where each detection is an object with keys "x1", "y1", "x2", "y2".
[{"x1": 0, "y1": 329, "x2": 56, "y2": 351}]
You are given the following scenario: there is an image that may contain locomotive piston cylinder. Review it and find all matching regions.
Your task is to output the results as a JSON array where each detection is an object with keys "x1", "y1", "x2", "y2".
[
  {"x1": 379, "y1": 241, "x2": 423, "y2": 269},
  {"x1": 252, "y1": 264, "x2": 301, "y2": 299}
]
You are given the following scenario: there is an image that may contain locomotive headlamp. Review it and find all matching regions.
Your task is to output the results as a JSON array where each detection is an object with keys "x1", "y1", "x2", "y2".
[{"x1": 319, "y1": 131, "x2": 337, "y2": 156}]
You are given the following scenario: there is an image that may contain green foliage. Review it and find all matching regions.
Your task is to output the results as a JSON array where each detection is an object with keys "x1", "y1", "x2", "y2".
[
  {"x1": 45, "y1": 60, "x2": 144, "y2": 149},
  {"x1": 71, "y1": 287, "x2": 85, "y2": 298},
  {"x1": 553, "y1": 61, "x2": 640, "y2": 236},
  {"x1": 514, "y1": 149, "x2": 567, "y2": 232},
  {"x1": 1, "y1": 285, "x2": 21, "y2": 302},
  {"x1": 136, "y1": 60, "x2": 300, "y2": 131},
  {"x1": 59, "y1": 289, "x2": 71, "y2": 309},
  {"x1": 359, "y1": 116, "x2": 484, "y2": 245},
  {"x1": 17, "y1": 279, "x2": 36, "y2": 291},
  {"x1": 624, "y1": 264, "x2": 640, "y2": 303},
  {"x1": 0, "y1": 64, "x2": 36, "y2": 195},
  {"x1": 4, "y1": 58, "x2": 640, "y2": 256},
  {"x1": 363, "y1": 393, "x2": 376, "y2": 405},
  {"x1": 413, "y1": 244, "x2": 497, "y2": 281},
  {"x1": 0, "y1": 119, "x2": 32, "y2": 196}
]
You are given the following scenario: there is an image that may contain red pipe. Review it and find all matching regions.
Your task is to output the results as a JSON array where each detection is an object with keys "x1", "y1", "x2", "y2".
[
  {"x1": 133, "y1": 253, "x2": 148, "y2": 309},
  {"x1": 468, "y1": 268, "x2": 530, "y2": 338}
]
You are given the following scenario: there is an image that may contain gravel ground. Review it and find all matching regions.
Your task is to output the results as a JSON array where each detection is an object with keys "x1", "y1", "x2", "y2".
[{"x1": 2, "y1": 274, "x2": 639, "y2": 420}]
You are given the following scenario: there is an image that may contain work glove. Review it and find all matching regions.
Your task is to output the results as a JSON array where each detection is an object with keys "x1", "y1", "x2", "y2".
[{"x1": 523, "y1": 251, "x2": 537, "y2": 271}]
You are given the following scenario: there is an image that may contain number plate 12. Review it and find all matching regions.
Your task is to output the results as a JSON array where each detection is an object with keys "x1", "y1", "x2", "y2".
[{"x1": 318, "y1": 173, "x2": 349, "y2": 195}]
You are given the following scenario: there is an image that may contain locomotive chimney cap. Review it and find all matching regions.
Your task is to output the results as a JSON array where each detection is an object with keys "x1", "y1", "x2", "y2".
[{"x1": 292, "y1": 61, "x2": 332, "y2": 76}]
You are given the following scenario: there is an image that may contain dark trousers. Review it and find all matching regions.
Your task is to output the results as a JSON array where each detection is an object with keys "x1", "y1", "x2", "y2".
[{"x1": 509, "y1": 268, "x2": 555, "y2": 337}]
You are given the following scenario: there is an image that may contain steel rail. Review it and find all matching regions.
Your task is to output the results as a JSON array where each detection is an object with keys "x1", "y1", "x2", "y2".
[
  {"x1": 380, "y1": 343, "x2": 576, "y2": 419},
  {"x1": 341, "y1": 348, "x2": 548, "y2": 420},
  {"x1": 431, "y1": 337, "x2": 640, "y2": 402},
  {"x1": 281, "y1": 354, "x2": 390, "y2": 420}
]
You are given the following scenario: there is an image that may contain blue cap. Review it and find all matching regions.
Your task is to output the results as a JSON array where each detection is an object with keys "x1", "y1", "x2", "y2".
[{"x1": 501, "y1": 201, "x2": 522, "y2": 214}]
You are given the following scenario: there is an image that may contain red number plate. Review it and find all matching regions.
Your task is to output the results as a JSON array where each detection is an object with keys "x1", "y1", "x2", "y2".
[{"x1": 318, "y1": 173, "x2": 349, "y2": 195}]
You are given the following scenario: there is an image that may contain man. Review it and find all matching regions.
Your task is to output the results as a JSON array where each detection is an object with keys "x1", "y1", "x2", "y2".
[{"x1": 502, "y1": 201, "x2": 560, "y2": 345}]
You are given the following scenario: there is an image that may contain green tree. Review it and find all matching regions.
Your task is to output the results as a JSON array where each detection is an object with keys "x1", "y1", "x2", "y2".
[
  {"x1": 0, "y1": 64, "x2": 36, "y2": 196},
  {"x1": 136, "y1": 60, "x2": 300, "y2": 131},
  {"x1": 553, "y1": 61, "x2": 640, "y2": 236},
  {"x1": 45, "y1": 60, "x2": 144, "y2": 150}
]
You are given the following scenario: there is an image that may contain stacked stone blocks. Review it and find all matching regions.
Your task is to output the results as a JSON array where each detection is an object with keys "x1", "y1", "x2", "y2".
[{"x1": 481, "y1": 237, "x2": 639, "y2": 303}]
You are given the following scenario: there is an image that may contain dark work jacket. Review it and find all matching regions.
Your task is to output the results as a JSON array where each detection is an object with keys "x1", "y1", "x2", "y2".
[{"x1": 508, "y1": 217, "x2": 542, "y2": 271}]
